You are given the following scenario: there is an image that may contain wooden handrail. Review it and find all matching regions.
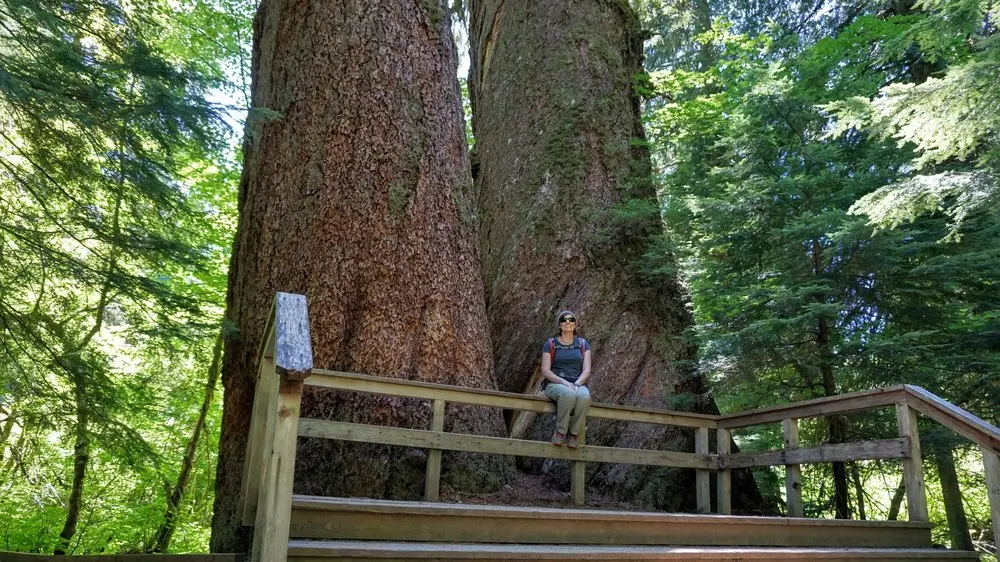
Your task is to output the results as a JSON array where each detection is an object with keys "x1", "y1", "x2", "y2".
[
  {"x1": 308, "y1": 369, "x2": 717, "y2": 428},
  {"x1": 239, "y1": 293, "x2": 999, "y2": 560},
  {"x1": 902, "y1": 385, "x2": 1000, "y2": 455},
  {"x1": 239, "y1": 292, "x2": 311, "y2": 562},
  {"x1": 717, "y1": 386, "x2": 907, "y2": 429},
  {"x1": 298, "y1": 419, "x2": 715, "y2": 469}
]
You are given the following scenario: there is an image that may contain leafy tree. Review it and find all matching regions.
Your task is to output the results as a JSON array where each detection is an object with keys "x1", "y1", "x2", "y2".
[
  {"x1": 643, "y1": 4, "x2": 998, "y2": 547},
  {"x1": 0, "y1": 0, "x2": 243, "y2": 553},
  {"x1": 824, "y1": 0, "x2": 999, "y2": 237}
]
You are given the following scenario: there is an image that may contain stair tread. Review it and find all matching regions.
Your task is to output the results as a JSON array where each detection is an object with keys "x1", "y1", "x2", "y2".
[
  {"x1": 291, "y1": 495, "x2": 930, "y2": 528},
  {"x1": 287, "y1": 540, "x2": 980, "y2": 559}
]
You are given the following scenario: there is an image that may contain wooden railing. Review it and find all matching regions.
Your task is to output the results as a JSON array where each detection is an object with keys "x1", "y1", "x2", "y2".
[{"x1": 238, "y1": 293, "x2": 1000, "y2": 562}]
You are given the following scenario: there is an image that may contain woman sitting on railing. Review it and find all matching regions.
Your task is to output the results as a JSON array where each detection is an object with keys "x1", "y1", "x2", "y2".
[{"x1": 540, "y1": 310, "x2": 593, "y2": 449}]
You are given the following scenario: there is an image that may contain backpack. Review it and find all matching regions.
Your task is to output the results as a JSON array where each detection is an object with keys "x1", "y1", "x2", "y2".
[{"x1": 546, "y1": 337, "x2": 586, "y2": 362}]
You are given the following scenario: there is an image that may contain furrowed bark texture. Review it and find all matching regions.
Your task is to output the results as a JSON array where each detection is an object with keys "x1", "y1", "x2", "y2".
[
  {"x1": 211, "y1": 0, "x2": 511, "y2": 552},
  {"x1": 469, "y1": 0, "x2": 763, "y2": 512}
]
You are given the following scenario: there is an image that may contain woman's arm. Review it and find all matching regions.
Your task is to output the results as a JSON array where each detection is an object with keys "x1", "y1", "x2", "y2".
[
  {"x1": 541, "y1": 352, "x2": 573, "y2": 386},
  {"x1": 576, "y1": 349, "x2": 592, "y2": 386}
]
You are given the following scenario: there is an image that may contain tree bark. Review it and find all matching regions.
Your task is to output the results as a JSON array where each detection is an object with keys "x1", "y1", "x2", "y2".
[
  {"x1": 211, "y1": 0, "x2": 511, "y2": 552},
  {"x1": 814, "y1": 239, "x2": 850, "y2": 520},
  {"x1": 55, "y1": 371, "x2": 88, "y2": 555},
  {"x1": 823, "y1": 381, "x2": 851, "y2": 518},
  {"x1": 150, "y1": 331, "x2": 223, "y2": 553},
  {"x1": 2, "y1": 418, "x2": 29, "y2": 480},
  {"x1": 469, "y1": 0, "x2": 763, "y2": 512},
  {"x1": 931, "y1": 442, "x2": 975, "y2": 550},
  {"x1": 849, "y1": 462, "x2": 867, "y2": 520},
  {"x1": 54, "y1": 184, "x2": 120, "y2": 554},
  {"x1": 887, "y1": 477, "x2": 906, "y2": 520}
]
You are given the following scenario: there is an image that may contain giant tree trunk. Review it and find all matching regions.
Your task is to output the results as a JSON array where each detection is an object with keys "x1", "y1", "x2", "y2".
[
  {"x1": 469, "y1": 0, "x2": 761, "y2": 512},
  {"x1": 211, "y1": 1, "x2": 511, "y2": 553}
]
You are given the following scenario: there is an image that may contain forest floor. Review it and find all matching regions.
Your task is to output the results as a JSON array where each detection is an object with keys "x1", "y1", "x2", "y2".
[{"x1": 439, "y1": 472, "x2": 644, "y2": 511}]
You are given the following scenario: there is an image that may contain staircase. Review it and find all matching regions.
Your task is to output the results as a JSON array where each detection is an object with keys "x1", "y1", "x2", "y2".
[
  {"x1": 240, "y1": 293, "x2": 998, "y2": 562},
  {"x1": 283, "y1": 496, "x2": 977, "y2": 560}
]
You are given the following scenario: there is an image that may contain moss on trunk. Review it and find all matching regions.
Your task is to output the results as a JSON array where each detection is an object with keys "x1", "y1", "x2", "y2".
[{"x1": 469, "y1": 0, "x2": 765, "y2": 513}]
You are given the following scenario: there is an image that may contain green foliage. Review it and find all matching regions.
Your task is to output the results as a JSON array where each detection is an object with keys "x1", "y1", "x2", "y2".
[
  {"x1": 0, "y1": 0, "x2": 247, "y2": 553},
  {"x1": 0, "y1": 0, "x2": 995, "y2": 555},
  {"x1": 640, "y1": 0, "x2": 998, "y2": 554},
  {"x1": 821, "y1": 0, "x2": 1000, "y2": 236}
]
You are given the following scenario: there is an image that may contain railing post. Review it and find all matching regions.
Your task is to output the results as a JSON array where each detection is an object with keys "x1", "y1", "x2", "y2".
[
  {"x1": 896, "y1": 402, "x2": 929, "y2": 521},
  {"x1": 247, "y1": 293, "x2": 313, "y2": 562},
  {"x1": 716, "y1": 428, "x2": 731, "y2": 514},
  {"x1": 240, "y1": 322, "x2": 276, "y2": 525},
  {"x1": 783, "y1": 418, "x2": 803, "y2": 517},
  {"x1": 696, "y1": 427, "x2": 710, "y2": 513},
  {"x1": 571, "y1": 425, "x2": 586, "y2": 506},
  {"x1": 425, "y1": 399, "x2": 445, "y2": 501},
  {"x1": 983, "y1": 446, "x2": 1000, "y2": 558},
  {"x1": 252, "y1": 379, "x2": 303, "y2": 562}
]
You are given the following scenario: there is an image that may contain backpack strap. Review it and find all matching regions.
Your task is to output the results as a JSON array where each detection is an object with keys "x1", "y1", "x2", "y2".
[{"x1": 549, "y1": 337, "x2": 589, "y2": 363}]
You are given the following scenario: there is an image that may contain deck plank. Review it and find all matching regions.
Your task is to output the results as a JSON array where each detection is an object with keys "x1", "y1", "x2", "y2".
[{"x1": 287, "y1": 540, "x2": 980, "y2": 561}]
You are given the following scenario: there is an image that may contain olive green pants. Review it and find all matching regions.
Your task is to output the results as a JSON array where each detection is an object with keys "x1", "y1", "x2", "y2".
[{"x1": 544, "y1": 384, "x2": 591, "y2": 435}]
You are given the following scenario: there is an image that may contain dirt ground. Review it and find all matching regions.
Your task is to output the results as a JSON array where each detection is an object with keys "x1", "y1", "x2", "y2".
[{"x1": 438, "y1": 471, "x2": 644, "y2": 511}]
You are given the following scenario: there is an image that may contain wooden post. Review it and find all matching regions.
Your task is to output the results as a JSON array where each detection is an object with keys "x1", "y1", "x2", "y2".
[
  {"x1": 716, "y1": 428, "x2": 732, "y2": 515},
  {"x1": 983, "y1": 446, "x2": 1000, "y2": 558},
  {"x1": 571, "y1": 425, "x2": 586, "y2": 506},
  {"x1": 249, "y1": 292, "x2": 313, "y2": 562},
  {"x1": 696, "y1": 427, "x2": 710, "y2": 513},
  {"x1": 509, "y1": 365, "x2": 544, "y2": 440},
  {"x1": 425, "y1": 399, "x2": 445, "y2": 501},
  {"x1": 783, "y1": 418, "x2": 803, "y2": 518},
  {"x1": 240, "y1": 349, "x2": 276, "y2": 525},
  {"x1": 897, "y1": 402, "x2": 929, "y2": 521},
  {"x1": 251, "y1": 380, "x2": 303, "y2": 562}
]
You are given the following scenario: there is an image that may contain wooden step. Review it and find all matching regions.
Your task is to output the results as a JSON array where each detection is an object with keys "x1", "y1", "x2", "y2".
[
  {"x1": 287, "y1": 540, "x2": 980, "y2": 561},
  {"x1": 289, "y1": 496, "x2": 933, "y2": 548}
]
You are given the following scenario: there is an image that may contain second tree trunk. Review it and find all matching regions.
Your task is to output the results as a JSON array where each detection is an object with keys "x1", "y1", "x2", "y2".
[{"x1": 469, "y1": 0, "x2": 756, "y2": 511}]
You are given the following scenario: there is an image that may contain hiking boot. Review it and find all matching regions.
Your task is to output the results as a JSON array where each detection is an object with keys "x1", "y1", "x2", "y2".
[
  {"x1": 566, "y1": 434, "x2": 579, "y2": 449},
  {"x1": 551, "y1": 431, "x2": 566, "y2": 446}
]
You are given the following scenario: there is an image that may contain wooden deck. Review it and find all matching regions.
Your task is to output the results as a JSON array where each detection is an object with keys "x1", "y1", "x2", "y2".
[
  {"x1": 238, "y1": 292, "x2": 999, "y2": 562},
  {"x1": 0, "y1": 554, "x2": 237, "y2": 562},
  {"x1": 289, "y1": 496, "x2": 933, "y2": 548},
  {"x1": 286, "y1": 542, "x2": 980, "y2": 561}
]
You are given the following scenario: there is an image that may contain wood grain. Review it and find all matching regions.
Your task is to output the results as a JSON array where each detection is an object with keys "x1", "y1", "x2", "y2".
[
  {"x1": 424, "y1": 399, "x2": 445, "y2": 501},
  {"x1": 982, "y1": 446, "x2": 1000, "y2": 558},
  {"x1": 298, "y1": 419, "x2": 715, "y2": 469},
  {"x1": 783, "y1": 419, "x2": 803, "y2": 518},
  {"x1": 273, "y1": 292, "x2": 313, "y2": 380},
  {"x1": 897, "y1": 403, "x2": 929, "y2": 522},
  {"x1": 719, "y1": 439, "x2": 909, "y2": 469},
  {"x1": 716, "y1": 428, "x2": 732, "y2": 515},
  {"x1": 718, "y1": 387, "x2": 906, "y2": 429},
  {"x1": 307, "y1": 370, "x2": 718, "y2": 428}
]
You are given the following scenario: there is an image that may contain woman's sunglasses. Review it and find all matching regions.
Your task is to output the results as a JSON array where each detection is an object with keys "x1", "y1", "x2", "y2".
[{"x1": 559, "y1": 317, "x2": 576, "y2": 323}]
